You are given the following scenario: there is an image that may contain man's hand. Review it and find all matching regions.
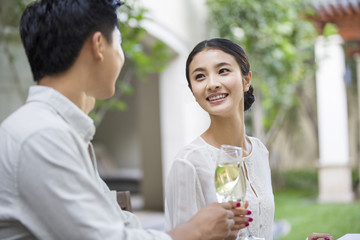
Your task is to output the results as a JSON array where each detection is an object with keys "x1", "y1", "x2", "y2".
[{"x1": 167, "y1": 202, "x2": 235, "y2": 240}]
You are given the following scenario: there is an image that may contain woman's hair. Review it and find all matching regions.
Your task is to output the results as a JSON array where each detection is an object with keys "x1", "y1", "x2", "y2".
[{"x1": 185, "y1": 38, "x2": 255, "y2": 111}]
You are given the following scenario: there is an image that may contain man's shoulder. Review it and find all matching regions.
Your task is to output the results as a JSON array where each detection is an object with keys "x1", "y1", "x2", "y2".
[{"x1": 0, "y1": 101, "x2": 68, "y2": 143}]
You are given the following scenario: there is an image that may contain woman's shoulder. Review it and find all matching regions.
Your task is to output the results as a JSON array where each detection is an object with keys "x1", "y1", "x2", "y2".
[
  {"x1": 247, "y1": 136, "x2": 269, "y2": 155},
  {"x1": 174, "y1": 136, "x2": 215, "y2": 165}
]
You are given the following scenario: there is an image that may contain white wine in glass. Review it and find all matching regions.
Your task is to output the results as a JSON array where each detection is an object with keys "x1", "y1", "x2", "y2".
[
  {"x1": 215, "y1": 161, "x2": 246, "y2": 203},
  {"x1": 215, "y1": 145, "x2": 265, "y2": 240}
]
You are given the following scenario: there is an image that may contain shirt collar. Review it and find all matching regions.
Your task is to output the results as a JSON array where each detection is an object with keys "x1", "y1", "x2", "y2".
[{"x1": 26, "y1": 85, "x2": 96, "y2": 142}]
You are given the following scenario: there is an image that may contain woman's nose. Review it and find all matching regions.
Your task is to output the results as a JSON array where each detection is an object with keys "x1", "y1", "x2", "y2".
[{"x1": 207, "y1": 76, "x2": 221, "y2": 91}]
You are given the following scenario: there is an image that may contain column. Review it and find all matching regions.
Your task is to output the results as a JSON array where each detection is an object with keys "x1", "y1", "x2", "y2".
[
  {"x1": 354, "y1": 53, "x2": 360, "y2": 196},
  {"x1": 315, "y1": 35, "x2": 354, "y2": 203}
]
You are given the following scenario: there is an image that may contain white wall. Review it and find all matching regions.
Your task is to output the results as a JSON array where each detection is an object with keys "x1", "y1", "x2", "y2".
[
  {"x1": 138, "y1": 0, "x2": 211, "y2": 185},
  {"x1": 158, "y1": 54, "x2": 210, "y2": 182},
  {"x1": 141, "y1": 0, "x2": 209, "y2": 48}
]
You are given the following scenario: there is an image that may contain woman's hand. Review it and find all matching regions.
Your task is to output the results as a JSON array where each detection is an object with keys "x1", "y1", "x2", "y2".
[
  {"x1": 308, "y1": 233, "x2": 334, "y2": 240},
  {"x1": 226, "y1": 201, "x2": 252, "y2": 239}
]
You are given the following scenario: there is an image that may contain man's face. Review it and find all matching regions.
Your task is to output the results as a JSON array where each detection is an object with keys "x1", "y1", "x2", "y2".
[{"x1": 96, "y1": 27, "x2": 125, "y2": 100}]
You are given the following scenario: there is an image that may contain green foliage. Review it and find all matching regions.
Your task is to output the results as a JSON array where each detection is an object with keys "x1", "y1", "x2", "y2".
[
  {"x1": 323, "y1": 23, "x2": 339, "y2": 37},
  {"x1": 206, "y1": 0, "x2": 317, "y2": 131},
  {"x1": 117, "y1": 1, "x2": 171, "y2": 78},
  {"x1": 0, "y1": 0, "x2": 30, "y2": 43},
  {"x1": 352, "y1": 168, "x2": 359, "y2": 190},
  {"x1": 0, "y1": 0, "x2": 30, "y2": 28},
  {"x1": 272, "y1": 169, "x2": 318, "y2": 191}
]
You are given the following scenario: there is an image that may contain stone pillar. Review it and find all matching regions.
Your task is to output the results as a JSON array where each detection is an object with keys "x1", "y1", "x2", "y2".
[
  {"x1": 354, "y1": 53, "x2": 360, "y2": 197},
  {"x1": 315, "y1": 35, "x2": 354, "y2": 203}
]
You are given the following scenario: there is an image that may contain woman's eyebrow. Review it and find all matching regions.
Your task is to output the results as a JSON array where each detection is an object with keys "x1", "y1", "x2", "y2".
[
  {"x1": 192, "y1": 67, "x2": 206, "y2": 75},
  {"x1": 215, "y1": 62, "x2": 231, "y2": 68},
  {"x1": 191, "y1": 62, "x2": 232, "y2": 75}
]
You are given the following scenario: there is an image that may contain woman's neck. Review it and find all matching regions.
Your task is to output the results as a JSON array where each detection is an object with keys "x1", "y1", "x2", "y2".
[
  {"x1": 202, "y1": 114, "x2": 247, "y2": 148},
  {"x1": 201, "y1": 112, "x2": 252, "y2": 157}
]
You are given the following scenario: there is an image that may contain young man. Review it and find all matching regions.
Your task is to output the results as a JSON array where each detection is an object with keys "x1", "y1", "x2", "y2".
[{"x1": 0, "y1": 0, "x2": 242, "y2": 239}]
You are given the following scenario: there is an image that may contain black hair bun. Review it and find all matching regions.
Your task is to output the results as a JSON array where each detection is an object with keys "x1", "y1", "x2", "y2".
[{"x1": 244, "y1": 85, "x2": 255, "y2": 111}]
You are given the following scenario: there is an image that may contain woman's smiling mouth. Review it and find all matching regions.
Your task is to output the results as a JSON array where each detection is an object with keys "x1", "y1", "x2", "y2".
[{"x1": 207, "y1": 93, "x2": 228, "y2": 102}]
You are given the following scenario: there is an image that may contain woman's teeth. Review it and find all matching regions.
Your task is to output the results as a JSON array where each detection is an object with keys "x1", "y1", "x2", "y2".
[{"x1": 208, "y1": 94, "x2": 227, "y2": 101}]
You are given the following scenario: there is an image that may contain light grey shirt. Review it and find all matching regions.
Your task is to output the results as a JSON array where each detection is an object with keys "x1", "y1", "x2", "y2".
[
  {"x1": 0, "y1": 86, "x2": 171, "y2": 240},
  {"x1": 164, "y1": 136, "x2": 275, "y2": 240}
]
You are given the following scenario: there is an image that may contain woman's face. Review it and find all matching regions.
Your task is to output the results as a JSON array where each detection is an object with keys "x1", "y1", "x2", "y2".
[{"x1": 188, "y1": 48, "x2": 251, "y2": 117}]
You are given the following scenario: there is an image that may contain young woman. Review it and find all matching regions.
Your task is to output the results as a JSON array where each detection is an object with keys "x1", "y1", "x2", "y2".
[
  {"x1": 164, "y1": 38, "x2": 334, "y2": 240},
  {"x1": 164, "y1": 38, "x2": 274, "y2": 239}
]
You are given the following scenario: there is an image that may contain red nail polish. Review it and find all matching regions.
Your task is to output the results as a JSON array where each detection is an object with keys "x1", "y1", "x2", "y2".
[
  {"x1": 248, "y1": 217, "x2": 253, "y2": 222},
  {"x1": 325, "y1": 238, "x2": 329, "y2": 240},
  {"x1": 236, "y1": 202, "x2": 241, "y2": 207},
  {"x1": 247, "y1": 210, "x2": 252, "y2": 215},
  {"x1": 245, "y1": 223, "x2": 249, "y2": 227}
]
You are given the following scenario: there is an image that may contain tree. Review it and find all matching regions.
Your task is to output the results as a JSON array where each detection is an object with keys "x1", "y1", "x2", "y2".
[
  {"x1": 206, "y1": 0, "x2": 318, "y2": 145},
  {"x1": 0, "y1": 0, "x2": 171, "y2": 127},
  {"x1": 0, "y1": 0, "x2": 33, "y2": 102}
]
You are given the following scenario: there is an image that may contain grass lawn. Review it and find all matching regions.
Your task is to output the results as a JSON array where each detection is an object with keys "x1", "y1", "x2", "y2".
[{"x1": 274, "y1": 189, "x2": 360, "y2": 240}]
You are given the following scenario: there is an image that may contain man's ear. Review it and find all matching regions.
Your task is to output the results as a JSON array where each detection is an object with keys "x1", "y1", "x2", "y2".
[
  {"x1": 91, "y1": 32, "x2": 105, "y2": 61},
  {"x1": 243, "y1": 71, "x2": 252, "y2": 92}
]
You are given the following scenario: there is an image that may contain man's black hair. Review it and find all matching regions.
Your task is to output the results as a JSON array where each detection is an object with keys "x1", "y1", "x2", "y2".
[{"x1": 20, "y1": 0, "x2": 124, "y2": 81}]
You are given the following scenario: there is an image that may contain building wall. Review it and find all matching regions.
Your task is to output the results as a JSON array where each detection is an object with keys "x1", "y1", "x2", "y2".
[{"x1": 138, "y1": 0, "x2": 212, "y2": 207}]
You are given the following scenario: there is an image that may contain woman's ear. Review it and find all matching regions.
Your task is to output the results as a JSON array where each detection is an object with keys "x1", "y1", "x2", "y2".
[
  {"x1": 91, "y1": 32, "x2": 105, "y2": 61},
  {"x1": 243, "y1": 71, "x2": 252, "y2": 92}
]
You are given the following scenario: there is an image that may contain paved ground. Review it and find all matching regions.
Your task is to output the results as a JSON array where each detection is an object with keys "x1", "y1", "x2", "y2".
[{"x1": 272, "y1": 220, "x2": 291, "y2": 239}]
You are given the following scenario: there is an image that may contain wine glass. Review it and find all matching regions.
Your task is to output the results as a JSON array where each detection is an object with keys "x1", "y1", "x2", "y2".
[{"x1": 214, "y1": 144, "x2": 264, "y2": 240}]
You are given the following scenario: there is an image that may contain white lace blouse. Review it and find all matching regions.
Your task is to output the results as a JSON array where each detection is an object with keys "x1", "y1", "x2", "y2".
[{"x1": 164, "y1": 136, "x2": 275, "y2": 240}]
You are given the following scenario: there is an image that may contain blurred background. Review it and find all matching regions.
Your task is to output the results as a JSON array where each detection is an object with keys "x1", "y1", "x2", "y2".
[{"x1": 0, "y1": 0, "x2": 359, "y2": 239}]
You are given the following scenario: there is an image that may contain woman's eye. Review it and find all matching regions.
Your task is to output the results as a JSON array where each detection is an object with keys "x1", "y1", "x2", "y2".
[
  {"x1": 195, "y1": 74, "x2": 205, "y2": 80},
  {"x1": 219, "y1": 68, "x2": 230, "y2": 74}
]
